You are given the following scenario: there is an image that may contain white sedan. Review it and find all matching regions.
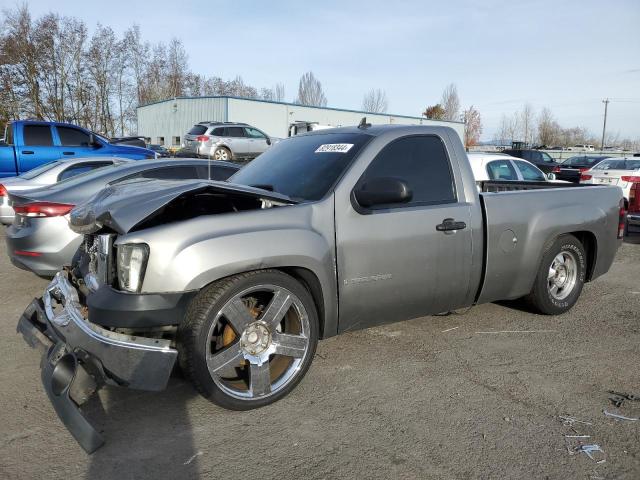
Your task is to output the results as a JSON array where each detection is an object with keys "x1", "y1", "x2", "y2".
[
  {"x1": 467, "y1": 153, "x2": 564, "y2": 184},
  {"x1": 579, "y1": 157, "x2": 640, "y2": 205}
]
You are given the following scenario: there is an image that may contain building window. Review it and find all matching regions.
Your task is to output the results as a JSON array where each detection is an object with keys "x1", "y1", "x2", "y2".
[
  {"x1": 157, "y1": 137, "x2": 165, "y2": 145},
  {"x1": 172, "y1": 136, "x2": 181, "y2": 146}
]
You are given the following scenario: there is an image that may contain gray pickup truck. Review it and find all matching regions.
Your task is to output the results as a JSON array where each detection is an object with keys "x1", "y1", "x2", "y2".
[{"x1": 17, "y1": 124, "x2": 624, "y2": 452}]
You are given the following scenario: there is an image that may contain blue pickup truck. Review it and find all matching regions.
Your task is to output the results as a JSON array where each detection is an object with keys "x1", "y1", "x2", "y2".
[{"x1": 0, "y1": 120, "x2": 156, "y2": 178}]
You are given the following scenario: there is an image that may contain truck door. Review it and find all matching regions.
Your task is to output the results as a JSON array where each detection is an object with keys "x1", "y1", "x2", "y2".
[
  {"x1": 17, "y1": 124, "x2": 61, "y2": 173},
  {"x1": 335, "y1": 134, "x2": 474, "y2": 332},
  {"x1": 54, "y1": 125, "x2": 95, "y2": 158},
  {"x1": 0, "y1": 123, "x2": 18, "y2": 178}
]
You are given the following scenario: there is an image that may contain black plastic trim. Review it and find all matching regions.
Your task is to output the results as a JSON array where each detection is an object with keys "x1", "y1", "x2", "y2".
[{"x1": 87, "y1": 286, "x2": 197, "y2": 328}]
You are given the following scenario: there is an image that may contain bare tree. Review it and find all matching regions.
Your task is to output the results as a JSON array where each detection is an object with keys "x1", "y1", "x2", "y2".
[
  {"x1": 462, "y1": 105, "x2": 482, "y2": 148},
  {"x1": 423, "y1": 104, "x2": 446, "y2": 119},
  {"x1": 295, "y1": 71, "x2": 327, "y2": 107},
  {"x1": 440, "y1": 83, "x2": 460, "y2": 121},
  {"x1": 361, "y1": 88, "x2": 388, "y2": 113},
  {"x1": 274, "y1": 83, "x2": 285, "y2": 102},
  {"x1": 519, "y1": 103, "x2": 535, "y2": 145},
  {"x1": 0, "y1": 4, "x2": 289, "y2": 136},
  {"x1": 537, "y1": 107, "x2": 560, "y2": 146}
]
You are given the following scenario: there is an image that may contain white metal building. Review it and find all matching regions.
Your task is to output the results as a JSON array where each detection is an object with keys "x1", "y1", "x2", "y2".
[{"x1": 136, "y1": 96, "x2": 464, "y2": 147}]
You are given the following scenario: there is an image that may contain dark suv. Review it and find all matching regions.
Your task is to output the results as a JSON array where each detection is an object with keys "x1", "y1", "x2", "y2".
[
  {"x1": 182, "y1": 122, "x2": 272, "y2": 161},
  {"x1": 502, "y1": 148, "x2": 560, "y2": 174}
]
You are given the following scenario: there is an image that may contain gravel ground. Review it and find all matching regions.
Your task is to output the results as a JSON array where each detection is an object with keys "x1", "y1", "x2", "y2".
[{"x1": 0, "y1": 230, "x2": 638, "y2": 480}]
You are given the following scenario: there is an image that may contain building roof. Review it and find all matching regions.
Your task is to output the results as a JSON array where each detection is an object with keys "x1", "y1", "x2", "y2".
[{"x1": 136, "y1": 95, "x2": 464, "y2": 124}]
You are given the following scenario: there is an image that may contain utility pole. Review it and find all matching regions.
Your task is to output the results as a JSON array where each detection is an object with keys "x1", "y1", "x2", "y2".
[{"x1": 600, "y1": 98, "x2": 609, "y2": 151}]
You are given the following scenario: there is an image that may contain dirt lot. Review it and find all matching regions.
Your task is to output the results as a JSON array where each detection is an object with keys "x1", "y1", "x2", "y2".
[{"x1": 0, "y1": 230, "x2": 638, "y2": 480}]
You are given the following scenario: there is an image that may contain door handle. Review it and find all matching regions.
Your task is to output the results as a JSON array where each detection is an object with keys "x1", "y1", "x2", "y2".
[
  {"x1": 436, "y1": 218, "x2": 467, "y2": 232},
  {"x1": 62, "y1": 151, "x2": 75, "y2": 155},
  {"x1": 22, "y1": 150, "x2": 34, "y2": 154}
]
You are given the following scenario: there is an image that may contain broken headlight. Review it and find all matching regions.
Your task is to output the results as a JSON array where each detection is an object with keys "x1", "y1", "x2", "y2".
[{"x1": 117, "y1": 243, "x2": 149, "y2": 293}]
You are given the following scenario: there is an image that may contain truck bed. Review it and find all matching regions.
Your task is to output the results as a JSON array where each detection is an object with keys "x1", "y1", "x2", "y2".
[{"x1": 475, "y1": 183, "x2": 622, "y2": 304}]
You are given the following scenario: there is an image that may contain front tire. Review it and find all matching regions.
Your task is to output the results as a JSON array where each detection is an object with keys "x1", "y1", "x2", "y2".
[
  {"x1": 177, "y1": 270, "x2": 319, "y2": 410},
  {"x1": 526, "y1": 234, "x2": 586, "y2": 315}
]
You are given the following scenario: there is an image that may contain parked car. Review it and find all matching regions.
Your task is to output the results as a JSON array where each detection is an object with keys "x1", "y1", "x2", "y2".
[
  {"x1": 0, "y1": 120, "x2": 157, "y2": 178},
  {"x1": 6, "y1": 159, "x2": 239, "y2": 277},
  {"x1": 110, "y1": 136, "x2": 147, "y2": 148},
  {"x1": 568, "y1": 144, "x2": 595, "y2": 152},
  {"x1": 181, "y1": 122, "x2": 273, "y2": 161},
  {"x1": 579, "y1": 157, "x2": 640, "y2": 205},
  {"x1": 146, "y1": 144, "x2": 170, "y2": 157},
  {"x1": 0, "y1": 157, "x2": 130, "y2": 225},
  {"x1": 556, "y1": 155, "x2": 612, "y2": 183},
  {"x1": 16, "y1": 124, "x2": 624, "y2": 452},
  {"x1": 467, "y1": 153, "x2": 563, "y2": 183},
  {"x1": 627, "y1": 182, "x2": 640, "y2": 234},
  {"x1": 501, "y1": 148, "x2": 561, "y2": 174}
]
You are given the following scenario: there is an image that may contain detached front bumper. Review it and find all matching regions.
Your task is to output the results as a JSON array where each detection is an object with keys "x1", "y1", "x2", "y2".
[{"x1": 17, "y1": 271, "x2": 178, "y2": 453}]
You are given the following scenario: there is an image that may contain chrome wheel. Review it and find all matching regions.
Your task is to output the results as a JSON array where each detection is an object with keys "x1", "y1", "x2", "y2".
[
  {"x1": 547, "y1": 251, "x2": 578, "y2": 300},
  {"x1": 213, "y1": 148, "x2": 229, "y2": 160},
  {"x1": 205, "y1": 285, "x2": 311, "y2": 400}
]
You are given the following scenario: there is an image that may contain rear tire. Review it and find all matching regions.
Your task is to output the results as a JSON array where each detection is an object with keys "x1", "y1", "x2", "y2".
[
  {"x1": 177, "y1": 270, "x2": 319, "y2": 410},
  {"x1": 211, "y1": 147, "x2": 231, "y2": 161},
  {"x1": 526, "y1": 234, "x2": 586, "y2": 315}
]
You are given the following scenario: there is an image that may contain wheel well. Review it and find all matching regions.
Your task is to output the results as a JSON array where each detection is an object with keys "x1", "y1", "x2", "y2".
[
  {"x1": 277, "y1": 267, "x2": 326, "y2": 338},
  {"x1": 568, "y1": 230, "x2": 598, "y2": 282}
]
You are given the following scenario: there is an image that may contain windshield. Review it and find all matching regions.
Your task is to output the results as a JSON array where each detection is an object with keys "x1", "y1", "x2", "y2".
[
  {"x1": 229, "y1": 132, "x2": 372, "y2": 201},
  {"x1": 19, "y1": 161, "x2": 62, "y2": 179},
  {"x1": 592, "y1": 159, "x2": 640, "y2": 171}
]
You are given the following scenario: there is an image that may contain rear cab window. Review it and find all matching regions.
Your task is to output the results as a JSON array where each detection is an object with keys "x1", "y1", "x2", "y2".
[{"x1": 356, "y1": 135, "x2": 456, "y2": 209}]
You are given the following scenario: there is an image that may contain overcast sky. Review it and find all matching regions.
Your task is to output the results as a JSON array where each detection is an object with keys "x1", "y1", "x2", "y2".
[{"x1": 20, "y1": 0, "x2": 640, "y2": 140}]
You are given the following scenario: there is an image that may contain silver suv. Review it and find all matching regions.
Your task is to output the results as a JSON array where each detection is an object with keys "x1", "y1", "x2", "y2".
[{"x1": 182, "y1": 122, "x2": 272, "y2": 161}]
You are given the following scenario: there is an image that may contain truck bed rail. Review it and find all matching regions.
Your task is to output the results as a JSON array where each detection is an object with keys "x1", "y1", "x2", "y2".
[{"x1": 479, "y1": 180, "x2": 596, "y2": 193}]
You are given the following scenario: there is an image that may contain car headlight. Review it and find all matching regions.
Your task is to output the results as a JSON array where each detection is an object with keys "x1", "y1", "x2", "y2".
[{"x1": 117, "y1": 243, "x2": 149, "y2": 292}]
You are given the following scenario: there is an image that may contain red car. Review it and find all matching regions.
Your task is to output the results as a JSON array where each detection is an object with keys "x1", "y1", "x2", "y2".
[{"x1": 628, "y1": 182, "x2": 640, "y2": 234}]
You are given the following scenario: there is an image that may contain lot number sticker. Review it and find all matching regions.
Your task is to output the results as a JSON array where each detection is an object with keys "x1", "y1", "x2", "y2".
[{"x1": 315, "y1": 143, "x2": 354, "y2": 153}]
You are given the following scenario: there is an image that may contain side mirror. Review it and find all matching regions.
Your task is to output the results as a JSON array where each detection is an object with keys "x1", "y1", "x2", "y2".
[
  {"x1": 546, "y1": 173, "x2": 556, "y2": 181},
  {"x1": 354, "y1": 177, "x2": 412, "y2": 208},
  {"x1": 266, "y1": 137, "x2": 272, "y2": 146}
]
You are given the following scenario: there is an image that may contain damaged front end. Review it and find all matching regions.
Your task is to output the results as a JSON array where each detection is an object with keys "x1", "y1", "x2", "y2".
[
  {"x1": 17, "y1": 179, "x2": 297, "y2": 453},
  {"x1": 18, "y1": 269, "x2": 177, "y2": 453}
]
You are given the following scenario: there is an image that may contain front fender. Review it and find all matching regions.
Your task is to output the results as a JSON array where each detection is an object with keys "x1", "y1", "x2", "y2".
[{"x1": 120, "y1": 201, "x2": 339, "y2": 336}]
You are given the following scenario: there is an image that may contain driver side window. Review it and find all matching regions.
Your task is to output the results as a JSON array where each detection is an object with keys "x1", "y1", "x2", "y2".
[{"x1": 514, "y1": 160, "x2": 545, "y2": 181}]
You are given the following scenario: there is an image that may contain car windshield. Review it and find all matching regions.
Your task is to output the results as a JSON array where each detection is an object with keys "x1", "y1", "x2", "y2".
[
  {"x1": 592, "y1": 159, "x2": 640, "y2": 171},
  {"x1": 229, "y1": 132, "x2": 372, "y2": 201},
  {"x1": 19, "y1": 161, "x2": 62, "y2": 179}
]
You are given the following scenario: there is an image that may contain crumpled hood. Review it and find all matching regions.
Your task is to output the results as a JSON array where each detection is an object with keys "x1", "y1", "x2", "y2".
[{"x1": 69, "y1": 179, "x2": 296, "y2": 235}]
